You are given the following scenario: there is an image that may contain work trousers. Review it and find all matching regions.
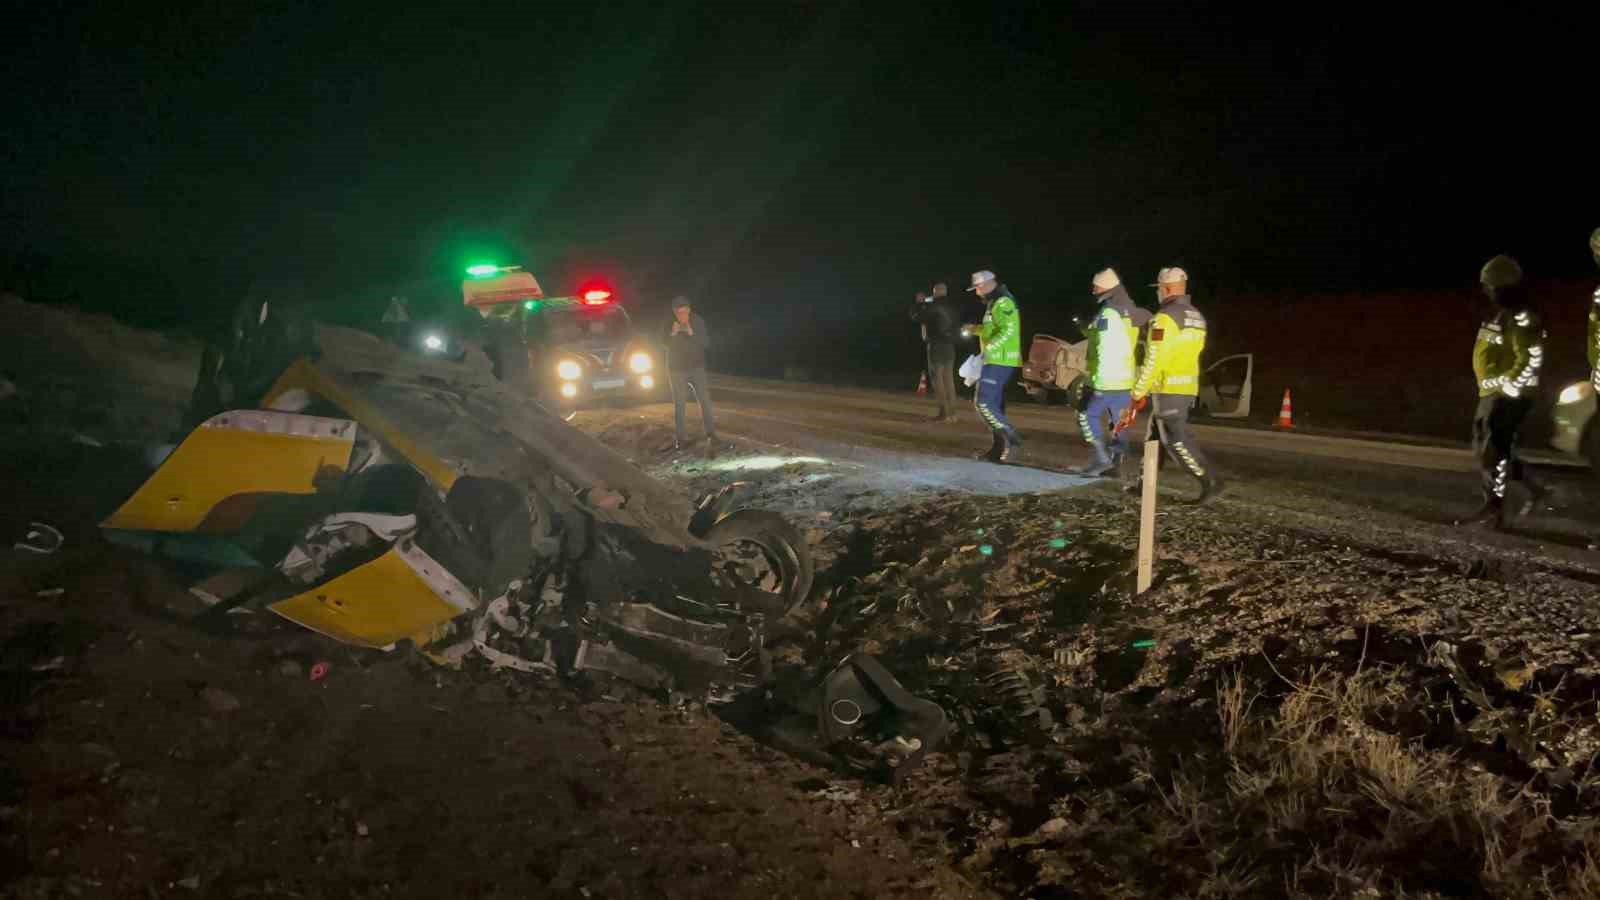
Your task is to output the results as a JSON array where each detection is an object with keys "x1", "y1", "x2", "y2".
[
  {"x1": 975, "y1": 364, "x2": 1017, "y2": 435},
  {"x1": 1079, "y1": 387, "x2": 1132, "y2": 463},
  {"x1": 1129, "y1": 394, "x2": 1210, "y2": 480},
  {"x1": 1471, "y1": 394, "x2": 1533, "y2": 501},
  {"x1": 926, "y1": 342, "x2": 957, "y2": 418},
  {"x1": 670, "y1": 366, "x2": 717, "y2": 442}
]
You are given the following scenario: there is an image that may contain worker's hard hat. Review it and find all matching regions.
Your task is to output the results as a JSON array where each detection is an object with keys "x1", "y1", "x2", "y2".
[
  {"x1": 1092, "y1": 268, "x2": 1120, "y2": 292},
  {"x1": 1479, "y1": 254, "x2": 1524, "y2": 289},
  {"x1": 1150, "y1": 266, "x2": 1188, "y2": 287},
  {"x1": 671, "y1": 295, "x2": 692, "y2": 310},
  {"x1": 967, "y1": 270, "x2": 997, "y2": 292}
]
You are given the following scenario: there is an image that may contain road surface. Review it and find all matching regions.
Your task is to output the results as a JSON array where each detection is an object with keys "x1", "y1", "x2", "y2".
[{"x1": 661, "y1": 375, "x2": 1600, "y2": 548}]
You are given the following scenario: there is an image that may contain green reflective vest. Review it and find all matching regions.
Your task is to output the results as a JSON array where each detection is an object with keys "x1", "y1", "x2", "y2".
[{"x1": 980, "y1": 290, "x2": 1022, "y2": 366}]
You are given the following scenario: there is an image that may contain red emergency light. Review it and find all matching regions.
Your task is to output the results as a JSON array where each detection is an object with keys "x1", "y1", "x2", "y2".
[{"x1": 582, "y1": 289, "x2": 612, "y2": 305}]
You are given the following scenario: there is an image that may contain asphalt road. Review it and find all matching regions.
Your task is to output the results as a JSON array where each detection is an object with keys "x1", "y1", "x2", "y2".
[{"x1": 689, "y1": 375, "x2": 1600, "y2": 547}]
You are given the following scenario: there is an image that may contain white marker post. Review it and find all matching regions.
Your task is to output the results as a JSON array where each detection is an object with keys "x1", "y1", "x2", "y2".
[{"x1": 1137, "y1": 439, "x2": 1159, "y2": 594}]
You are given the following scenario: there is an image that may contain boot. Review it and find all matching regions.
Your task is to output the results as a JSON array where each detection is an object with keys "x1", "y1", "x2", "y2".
[
  {"x1": 1194, "y1": 475, "x2": 1226, "y2": 505},
  {"x1": 973, "y1": 431, "x2": 1003, "y2": 462},
  {"x1": 1455, "y1": 498, "x2": 1503, "y2": 529},
  {"x1": 1513, "y1": 481, "x2": 1549, "y2": 519},
  {"x1": 1073, "y1": 443, "x2": 1116, "y2": 477},
  {"x1": 999, "y1": 431, "x2": 1022, "y2": 464}
]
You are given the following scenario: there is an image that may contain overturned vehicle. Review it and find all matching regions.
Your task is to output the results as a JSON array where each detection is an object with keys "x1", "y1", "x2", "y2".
[{"x1": 103, "y1": 301, "x2": 946, "y2": 780}]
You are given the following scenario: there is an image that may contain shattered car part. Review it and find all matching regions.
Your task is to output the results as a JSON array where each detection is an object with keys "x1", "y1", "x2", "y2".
[
  {"x1": 103, "y1": 311, "x2": 814, "y2": 706},
  {"x1": 817, "y1": 653, "x2": 950, "y2": 781},
  {"x1": 14, "y1": 521, "x2": 64, "y2": 555}
]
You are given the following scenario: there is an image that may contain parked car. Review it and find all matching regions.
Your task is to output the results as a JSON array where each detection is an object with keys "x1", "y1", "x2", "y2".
[
  {"x1": 1019, "y1": 334, "x2": 1088, "y2": 405},
  {"x1": 1195, "y1": 353, "x2": 1254, "y2": 419},
  {"x1": 1551, "y1": 381, "x2": 1598, "y2": 475}
]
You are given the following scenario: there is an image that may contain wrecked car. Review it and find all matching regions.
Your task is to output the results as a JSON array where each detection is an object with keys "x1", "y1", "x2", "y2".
[{"x1": 103, "y1": 297, "x2": 947, "y2": 778}]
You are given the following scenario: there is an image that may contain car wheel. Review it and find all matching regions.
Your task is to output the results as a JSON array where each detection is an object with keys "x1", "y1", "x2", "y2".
[{"x1": 702, "y1": 509, "x2": 814, "y2": 617}]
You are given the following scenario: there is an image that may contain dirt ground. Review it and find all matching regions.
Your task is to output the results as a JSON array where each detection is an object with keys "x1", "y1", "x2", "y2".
[
  {"x1": 0, "y1": 439, "x2": 984, "y2": 899},
  {"x1": 7, "y1": 293, "x2": 1600, "y2": 897}
]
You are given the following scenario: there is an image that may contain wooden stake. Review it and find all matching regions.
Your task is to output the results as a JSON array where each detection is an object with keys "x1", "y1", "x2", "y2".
[{"x1": 1137, "y1": 439, "x2": 1158, "y2": 594}]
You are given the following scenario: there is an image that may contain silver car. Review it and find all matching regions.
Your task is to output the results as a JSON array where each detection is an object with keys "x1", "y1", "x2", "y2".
[{"x1": 1551, "y1": 381, "x2": 1599, "y2": 475}]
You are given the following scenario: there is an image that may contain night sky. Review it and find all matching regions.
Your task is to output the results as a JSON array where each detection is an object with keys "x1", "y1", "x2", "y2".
[{"x1": 3, "y1": 3, "x2": 1594, "y2": 369}]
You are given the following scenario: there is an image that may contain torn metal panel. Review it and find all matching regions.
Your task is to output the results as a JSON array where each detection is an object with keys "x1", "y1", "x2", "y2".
[
  {"x1": 269, "y1": 538, "x2": 476, "y2": 648},
  {"x1": 103, "y1": 410, "x2": 354, "y2": 533}
]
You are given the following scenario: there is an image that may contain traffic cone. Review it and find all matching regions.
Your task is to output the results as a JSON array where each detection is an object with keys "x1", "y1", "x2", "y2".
[
  {"x1": 916, "y1": 372, "x2": 928, "y2": 396},
  {"x1": 1275, "y1": 388, "x2": 1294, "y2": 429}
]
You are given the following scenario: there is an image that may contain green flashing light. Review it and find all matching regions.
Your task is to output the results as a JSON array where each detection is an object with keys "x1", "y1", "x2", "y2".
[
  {"x1": 466, "y1": 264, "x2": 500, "y2": 278},
  {"x1": 1048, "y1": 538, "x2": 1068, "y2": 550},
  {"x1": 978, "y1": 544, "x2": 994, "y2": 556},
  {"x1": 1131, "y1": 639, "x2": 1156, "y2": 650},
  {"x1": 524, "y1": 300, "x2": 541, "y2": 311}
]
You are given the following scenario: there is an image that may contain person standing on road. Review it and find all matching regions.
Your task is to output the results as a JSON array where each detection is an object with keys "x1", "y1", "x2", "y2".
[
  {"x1": 1076, "y1": 268, "x2": 1147, "y2": 476},
  {"x1": 960, "y1": 270, "x2": 1023, "y2": 462},
  {"x1": 1459, "y1": 254, "x2": 1546, "y2": 528},
  {"x1": 1121, "y1": 267, "x2": 1223, "y2": 503},
  {"x1": 911, "y1": 282, "x2": 961, "y2": 421},
  {"x1": 665, "y1": 296, "x2": 720, "y2": 453}
]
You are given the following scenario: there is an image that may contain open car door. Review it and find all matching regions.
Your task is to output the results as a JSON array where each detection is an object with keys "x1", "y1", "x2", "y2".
[{"x1": 1197, "y1": 353, "x2": 1252, "y2": 418}]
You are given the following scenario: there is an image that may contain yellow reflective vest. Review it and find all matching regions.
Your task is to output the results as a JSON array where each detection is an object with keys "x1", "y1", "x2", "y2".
[
  {"x1": 1132, "y1": 295, "x2": 1206, "y2": 398},
  {"x1": 1473, "y1": 307, "x2": 1545, "y2": 399}
]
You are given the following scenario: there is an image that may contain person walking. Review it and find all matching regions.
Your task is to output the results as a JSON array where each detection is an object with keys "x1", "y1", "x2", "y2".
[
  {"x1": 664, "y1": 296, "x2": 720, "y2": 453},
  {"x1": 1076, "y1": 268, "x2": 1147, "y2": 476},
  {"x1": 1121, "y1": 267, "x2": 1223, "y2": 503},
  {"x1": 1458, "y1": 254, "x2": 1546, "y2": 528},
  {"x1": 960, "y1": 270, "x2": 1023, "y2": 462}
]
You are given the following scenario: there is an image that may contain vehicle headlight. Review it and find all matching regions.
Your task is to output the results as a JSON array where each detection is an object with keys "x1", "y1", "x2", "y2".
[
  {"x1": 629, "y1": 351, "x2": 652, "y2": 374},
  {"x1": 1557, "y1": 383, "x2": 1591, "y2": 405},
  {"x1": 1555, "y1": 381, "x2": 1593, "y2": 403},
  {"x1": 559, "y1": 382, "x2": 578, "y2": 398},
  {"x1": 422, "y1": 333, "x2": 444, "y2": 352},
  {"x1": 556, "y1": 359, "x2": 582, "y2": 380}
]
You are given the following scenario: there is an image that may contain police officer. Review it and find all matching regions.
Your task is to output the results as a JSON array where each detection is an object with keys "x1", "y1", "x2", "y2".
[
  {"x1": 1121, "y1": 267, "x2": 1222, "y2": 503},
  {"x1": 1589, "y1": 229, "x2": 1600, "y2": 394},
  {"x1": 1076, "y1": 268, "x2": 1148, "y2": 476},
  {"x1": 1459, "y1": 254, "x2": 1545, "y2": 528},
  {"x1": 1587, "y1": 231, "x2": 1599, "y2": 548},
  {"x1": 960, "y1": 270, "x2": 1023, "y2": 462}
]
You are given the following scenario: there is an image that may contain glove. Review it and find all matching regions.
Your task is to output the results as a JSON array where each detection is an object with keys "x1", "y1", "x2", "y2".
[{"x1": 1112, "y1": 396, "x2": 1147, "y2": 436}]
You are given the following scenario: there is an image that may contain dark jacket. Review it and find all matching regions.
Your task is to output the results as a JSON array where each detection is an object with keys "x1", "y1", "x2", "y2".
[
  {"x1": 665, "y1": 312, "x2": 710, "y2": 371},
  {"x1": 910, "y1": 294, "x2": 962, "y2": 344}
]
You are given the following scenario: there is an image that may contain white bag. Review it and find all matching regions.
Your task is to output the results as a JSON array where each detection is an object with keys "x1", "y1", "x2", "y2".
[{"x1": 958, "y1": 354, "x2": 983, "y2": 387}]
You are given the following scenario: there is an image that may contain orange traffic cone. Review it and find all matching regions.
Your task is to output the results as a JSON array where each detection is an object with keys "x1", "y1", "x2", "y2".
[
  {"x1": 1275, "y1": 388, "x2": 1295, "y2": 429},
  {"x1": 916, "y1": 372, "x2": 928, "y2": 396}
]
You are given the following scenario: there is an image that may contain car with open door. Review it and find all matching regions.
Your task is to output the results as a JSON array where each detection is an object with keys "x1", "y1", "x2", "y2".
[{"x1": 1195, "y1": 353, "x2": 1253, "y2": 419}]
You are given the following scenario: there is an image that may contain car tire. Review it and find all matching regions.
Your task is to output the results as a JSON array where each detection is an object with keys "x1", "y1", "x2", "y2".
[{"x1": 701, "y1": 509, "x2": 815, "y2": 616}]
